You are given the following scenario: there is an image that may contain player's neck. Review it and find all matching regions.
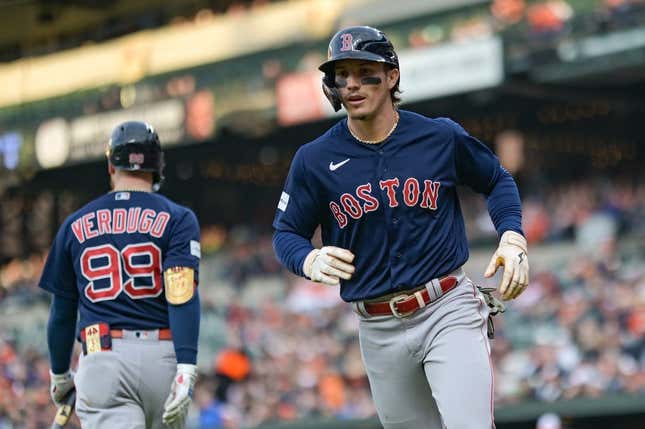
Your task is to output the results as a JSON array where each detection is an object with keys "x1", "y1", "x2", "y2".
[
  {"x1": 347, "y1": 107, "x2": 399, "y2": 145},
  {"x1": 112, "y1": 177, "x2": 153, "y2": 193}
]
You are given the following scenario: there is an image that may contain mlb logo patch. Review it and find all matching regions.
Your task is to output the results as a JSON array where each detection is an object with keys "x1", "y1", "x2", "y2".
[
  {"x1": 190, "y1": 240, "x2": 201, "y2": 259},
  {"x1": 115, "y1": 192, "x2": 130, "y2": 200},
  {"x1": 129, "y1": 153, "x2": 145, "y2": 164},
  {"x1": 278, "y1": 191, "x2": 290, "y2": 212}
]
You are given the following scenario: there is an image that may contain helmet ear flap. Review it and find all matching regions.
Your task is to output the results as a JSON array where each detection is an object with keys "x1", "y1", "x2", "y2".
[
  {"x1": 152, "y1": 151, "x2": 165, "y2": 192},
  {"x1": 322, "y1": 73, "x2": 342, "y2": 112}
]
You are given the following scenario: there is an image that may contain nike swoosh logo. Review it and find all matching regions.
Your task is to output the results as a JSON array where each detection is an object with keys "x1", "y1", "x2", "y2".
[{"x1": 329, "y1": 158, "x2": 350, "y2": 171}]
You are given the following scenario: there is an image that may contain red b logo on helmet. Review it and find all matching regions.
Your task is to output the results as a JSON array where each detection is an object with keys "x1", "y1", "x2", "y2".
[
  {"x1": 340, "y1": 33, "x2": 353, "y2": 51},
  {"x1": 129, "y1": 153, "x2": 144, "y2": 164}
]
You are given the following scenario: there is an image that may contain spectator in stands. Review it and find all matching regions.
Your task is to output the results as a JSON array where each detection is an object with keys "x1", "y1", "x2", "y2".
[
  {"x1": 526, "y1": 0, "x2": 573, "y2": 41},
  {"x1": 214, "y1": 347, "x2": 252, "y2": 401},
  {"x1": 491, "y1": 0, "x2": 527, "y2": 27}
]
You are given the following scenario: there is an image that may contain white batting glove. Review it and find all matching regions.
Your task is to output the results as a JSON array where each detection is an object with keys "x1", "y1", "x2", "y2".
[
  {"x1": 49, "y1": 370, "x2": 75, "y2": 407},
  {"x1": 303, "y1": 246, "x2": 355, "y2": 286},
  {"x1": 484, "y1": 230, "x2": 529, "y2": 301},
  {"x1": 162, "y1": 364, "x2": 197, "y2": 427}
]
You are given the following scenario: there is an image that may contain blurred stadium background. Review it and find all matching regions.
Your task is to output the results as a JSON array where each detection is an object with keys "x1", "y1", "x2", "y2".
[{"x1": 0, "y1": 0, "x2": 644, "y2": 428}]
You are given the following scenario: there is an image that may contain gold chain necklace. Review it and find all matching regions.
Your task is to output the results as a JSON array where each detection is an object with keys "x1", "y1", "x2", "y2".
[{"x1": 348, "y1": 111, "x2": 399, "y2": 145}]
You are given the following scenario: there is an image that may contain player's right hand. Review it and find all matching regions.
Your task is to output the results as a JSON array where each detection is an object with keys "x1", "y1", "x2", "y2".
[
  {"x1": 303, "y1": 246, "x2": 355, "y2": 286},
  {"x1": 163, "y1": 364, "x2": 197, "y2": 428},
  {"x1": 49, "y1": 369, "x2": 75, "y2": 407}
]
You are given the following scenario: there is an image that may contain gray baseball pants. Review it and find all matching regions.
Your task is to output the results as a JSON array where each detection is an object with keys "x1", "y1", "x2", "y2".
[
  {"x1": 74, "y1": 330, "x2": 179, "y2": 429},
  {"x1": 355, "y1": 269, "x2": 494, "y2": 429}
]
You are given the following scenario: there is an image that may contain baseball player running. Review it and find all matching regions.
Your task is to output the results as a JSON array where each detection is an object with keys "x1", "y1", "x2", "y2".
[
  {"x1": 40, "y1": 121, "x2": 201, "y2": 429},
  {"x1": 273, "y1": 26, "x2": 529, "y2": 428}
]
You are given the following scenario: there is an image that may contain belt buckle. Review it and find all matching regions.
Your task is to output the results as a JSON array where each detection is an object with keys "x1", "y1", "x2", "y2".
[{"x1": 388, "y1": 294, "x2": 415, "y2": 318}]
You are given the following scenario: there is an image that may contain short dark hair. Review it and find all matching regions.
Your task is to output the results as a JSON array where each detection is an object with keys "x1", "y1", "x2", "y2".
[{"x1": 387, "y1": 65, "x2": 401, "y2": 105}]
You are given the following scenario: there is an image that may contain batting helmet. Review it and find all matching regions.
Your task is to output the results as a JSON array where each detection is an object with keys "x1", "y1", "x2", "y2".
[
  {"x1": 106, "y1": 121, "x2": 165, "y2": 191},
  {"x1": 319, "y1": 26, "x2": 399, "y2": 111}
]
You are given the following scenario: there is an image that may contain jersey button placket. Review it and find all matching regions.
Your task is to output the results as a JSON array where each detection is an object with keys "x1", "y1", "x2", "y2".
[{"x1": 377, "y1": 149, "x2": 401, "y2": 267}]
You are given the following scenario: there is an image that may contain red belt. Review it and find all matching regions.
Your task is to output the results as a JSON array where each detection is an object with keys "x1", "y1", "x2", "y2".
[
  {"x1": 110, "y1": 328, "x2": 172, "y2": 340},
  {"x1": 363, "y1": 276, "x2": 458, "y2": 318},
  {"x1": 80, "y1": 325, "x2": 172, "y2": 355}
]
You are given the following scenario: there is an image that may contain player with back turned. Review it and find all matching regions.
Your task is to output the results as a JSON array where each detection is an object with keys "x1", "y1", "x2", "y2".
[
  {"x1": 40, "y1": 121, "x2": 201, "y2": 428},
  {"x1": 273, "y1": 26, "x2": 529, "y2": 428}
]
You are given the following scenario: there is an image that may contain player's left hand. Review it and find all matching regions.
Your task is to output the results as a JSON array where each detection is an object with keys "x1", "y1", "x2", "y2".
[
  {"x1": 484, "y1": 230, "x2": 529, "y2": 301},
  {"x1": 49, "y1": 369, "x2": 75, "y2": 408},
  {"x1": 162, "y1": 364, "x2": 197, "y2": 427}
]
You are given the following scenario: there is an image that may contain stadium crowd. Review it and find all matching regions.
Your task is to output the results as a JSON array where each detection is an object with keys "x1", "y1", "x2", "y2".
[
  {"x1": 0, "y1": 178, "x2": 643, "y2": 428},
  {"x1": 2, "y1": 0, "x2": 285, "y2": 63}
]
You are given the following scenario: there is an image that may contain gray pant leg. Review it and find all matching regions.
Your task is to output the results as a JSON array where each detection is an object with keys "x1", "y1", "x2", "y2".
[
  {"x1": 75, "y1": 346, "x2": 146, "y2": 429},
  {"x1": 77, "y1": 400, "x2": 146, "y2": 429},
  {"x1": 422, "y1": 280, "x2": 495, "y2": 429},
  {"x1": 357, "y1": 275, "x2": 494, "y2": 429},
  {"x1": 75, "y1": 337, "x2": 180, "y2": 429},
  {"x1": 140, "y1": 341, "x2": 179, "y2": 429},
  {"x1": 358, "y1": 316, "x2": 443, "y2": 429}
]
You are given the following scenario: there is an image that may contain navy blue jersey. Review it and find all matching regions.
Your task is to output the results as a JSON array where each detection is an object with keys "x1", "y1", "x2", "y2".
[
  {"x1": 273, "y1": 110, "x2": 522, "y2": 301},
  {"x1": 39, "y1": 191, "x2": 200, "y2": 331}
]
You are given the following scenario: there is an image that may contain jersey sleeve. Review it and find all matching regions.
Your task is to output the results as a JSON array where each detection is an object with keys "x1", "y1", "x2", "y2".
[
  {"x1": 39, "y1": 220, "x2": 79, "y2": 300},
  {"x1": 163, "y1": 209, "x2": 201, "y2": 283},
  {"x1": 441, "y1": 118, "x2": 501, "y2": 195},
  {"x1": 272, "y1": 146, "x2": 321, "y2": 239},
  {"x1": 443, "y1": 118, "x2": 524, "y2": 236}
]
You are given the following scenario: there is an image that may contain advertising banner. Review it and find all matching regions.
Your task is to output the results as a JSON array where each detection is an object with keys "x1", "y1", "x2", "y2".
[
  {"x1": 34, "y1": 99, "x2": 185, "y2": 169},
  {"x1": 398, "y1": 36, "x2": 504, "y2": 103}
]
